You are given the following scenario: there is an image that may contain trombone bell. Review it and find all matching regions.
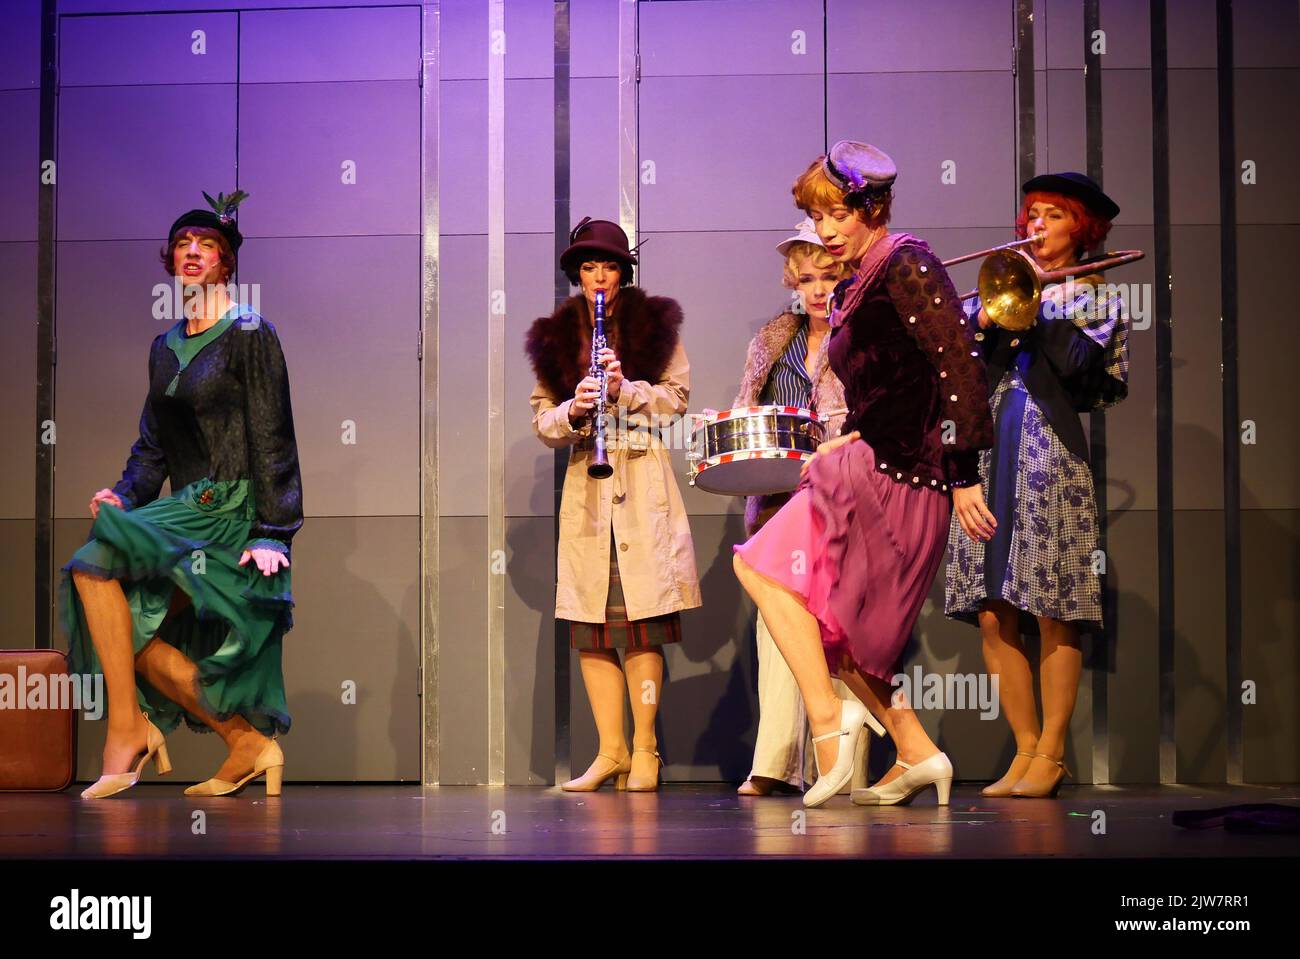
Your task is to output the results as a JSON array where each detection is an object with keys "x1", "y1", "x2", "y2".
[{"x1": 977, "y1": 249, "x2": 1040, "y2": 332}]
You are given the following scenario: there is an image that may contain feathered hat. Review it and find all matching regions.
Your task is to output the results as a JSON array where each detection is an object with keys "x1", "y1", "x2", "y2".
[{"x1": 167, "y1": 189, "x2": 249, "y2": 253}]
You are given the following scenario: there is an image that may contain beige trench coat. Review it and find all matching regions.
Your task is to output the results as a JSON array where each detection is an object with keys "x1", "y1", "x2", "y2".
[{"x1": 530, "y1": 340, "x2": 702, "y2": 624}]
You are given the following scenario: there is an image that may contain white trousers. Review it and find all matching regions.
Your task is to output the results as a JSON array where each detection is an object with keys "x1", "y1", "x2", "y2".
[{"x1": 748, "y1": 610, "x2": 870, "y2": 791}]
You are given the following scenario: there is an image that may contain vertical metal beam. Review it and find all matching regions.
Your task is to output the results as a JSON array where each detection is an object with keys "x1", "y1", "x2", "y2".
[
  {"x1": 617, "y1": 0, "x2": 639, "y2": 252},
  {"x1": 1083, "y1": 0, "x2": 1110, "y2": 786},
  {"x1": 552, "y1": 0, "x2": 572, "y2": 787},
  {"x1": 1150, "y1": 0, "x2": 1177, "y2": 786},
  {"x1": 419, "y1": 0, "x2": 442, "y2": 787},
  {"x1": 486, "y1": 0, "x2": 507, "y2": 785},
  {"x1": 1014, "y1": 0, "x2": 1036, "y2": 192},
  {"x1": 35, "y1": 1, "x2": 57, "y2": 650},
  {"x1": 1216, "y1": 0, "x2": 1243, "y2": 786}
]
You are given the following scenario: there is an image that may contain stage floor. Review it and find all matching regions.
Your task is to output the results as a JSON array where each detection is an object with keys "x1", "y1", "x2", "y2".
[{"x1": 3, "y1": 782, "x2": 1298, "y2": 860}]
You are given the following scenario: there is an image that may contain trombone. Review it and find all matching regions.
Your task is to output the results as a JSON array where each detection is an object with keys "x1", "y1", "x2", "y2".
[{"x1": 942, "y1": 235, "x2": 1145, "y2": 332}]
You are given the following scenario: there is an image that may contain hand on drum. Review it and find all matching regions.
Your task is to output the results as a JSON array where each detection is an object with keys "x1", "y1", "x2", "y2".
[
  {"x1": 953, "y1": 484, "x2": 997, "y2": 542},
  {"x1": 595, "y1": 348, "x2": 623, "y2": 400},
  {"x1": 800, "y1": 430, "x2": 861, "y2": 479},
  {"x1": 89, "y1": 488, "x2": 124, "y2": 519}
]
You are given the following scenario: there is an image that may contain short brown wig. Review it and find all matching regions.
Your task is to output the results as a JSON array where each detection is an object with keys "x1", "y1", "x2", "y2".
[{"x1": 792, "y1": 158, "x2": 892, "y2": 228}]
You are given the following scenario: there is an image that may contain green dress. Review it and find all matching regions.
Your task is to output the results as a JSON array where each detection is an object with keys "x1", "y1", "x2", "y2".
[{"x1": 61, "y1": 305, "x2": 302, "y2": 737}]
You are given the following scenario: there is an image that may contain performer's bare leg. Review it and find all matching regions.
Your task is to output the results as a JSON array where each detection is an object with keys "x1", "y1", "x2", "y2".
[
  {"x1": 623, "y1": 648, "x2": 663, "y2": 781},
  {"x1": 980, "y1": 599, "x2": 1040, "y2": 790},
  {"x1": 1017, "y1": 615, "x2": 1081, "y2": 790},
  {"x1": 71, "y1": 570, "x2": 152, "y2": 775},
  {"x1": 133, "y1": 591, "x2": 275, "y2": 783},
  {"x1": 733, "y1": 553, "x2": 847, "y2": 775},
  {"x1": 832, "y1": 665, "x2": 942, "y2": 788},
  {"x1": 574, "y1": 649, "x2": 630, "y2": 774}
]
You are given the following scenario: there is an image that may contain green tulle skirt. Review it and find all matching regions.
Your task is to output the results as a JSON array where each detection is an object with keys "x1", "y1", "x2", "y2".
[{"x1": 60, "y1": 477, "x2": 293, "y2": 737}]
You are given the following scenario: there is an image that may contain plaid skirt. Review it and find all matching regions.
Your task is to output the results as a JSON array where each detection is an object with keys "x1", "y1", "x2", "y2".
[{"x1": 569, "y1": 535, "x2": 682, "y2": 651}]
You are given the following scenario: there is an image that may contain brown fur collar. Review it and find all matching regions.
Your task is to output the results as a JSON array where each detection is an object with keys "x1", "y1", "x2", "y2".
[{"x1": 525, "y1": 286, "x2": 683, "y2": 401}]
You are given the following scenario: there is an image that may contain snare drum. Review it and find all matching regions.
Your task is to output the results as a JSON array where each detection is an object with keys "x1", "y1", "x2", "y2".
[{"x1": 687, "y1": 405, "x2": 827, "y2": 496}]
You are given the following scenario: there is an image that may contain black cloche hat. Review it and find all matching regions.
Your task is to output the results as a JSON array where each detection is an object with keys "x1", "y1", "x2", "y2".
[
  {"x1": 167, "y1": 189, "x2": 249, "y2": 253},
  {"x1": 1021, "y1": 172, "x2": 1120, "y2": 221}
]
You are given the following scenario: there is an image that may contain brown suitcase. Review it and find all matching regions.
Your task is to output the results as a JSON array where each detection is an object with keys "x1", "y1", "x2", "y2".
[{"x1": 0, "y1": 648, "x2": 77, "y2": 791}]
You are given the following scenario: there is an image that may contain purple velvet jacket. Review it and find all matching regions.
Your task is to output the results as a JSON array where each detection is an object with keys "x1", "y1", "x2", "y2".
[{"x1": 827, "y1": 233, "x2": 994, "y2": 492}]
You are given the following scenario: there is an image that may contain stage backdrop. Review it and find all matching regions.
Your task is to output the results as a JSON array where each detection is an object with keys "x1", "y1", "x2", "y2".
[{"x1": 2, "y1": 0, "x2": 1296, "y2": 786}]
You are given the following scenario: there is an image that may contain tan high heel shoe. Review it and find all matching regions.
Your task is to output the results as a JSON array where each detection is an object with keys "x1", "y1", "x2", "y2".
[
  {"x1": 981, "y1": 750, "x2": 1037, "y2": 797},
  {"x1": 625, "y1": 748, "x2": 663, "y2": 792},
  {"x1": 1009, "y1": 752, "x2": 1072, "y2": 798},
  {"x1": 81, "y1": 719, "x2": 172, "y2": 799},
  {"x1": 561, "y1": 753, "x2": 631, "y2": 792},
  {"x1": 185, "y1": 739, "x2": 285, "y2": 797}
]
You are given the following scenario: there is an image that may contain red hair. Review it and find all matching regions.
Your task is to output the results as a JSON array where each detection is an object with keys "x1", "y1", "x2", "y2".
[{"x1": 1016, "y1": 191, "x2": 1111, "y2": 256}]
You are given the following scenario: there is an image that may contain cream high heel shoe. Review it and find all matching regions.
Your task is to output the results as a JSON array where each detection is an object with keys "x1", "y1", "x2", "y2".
[
  {"x1": 81, "y1": 719, "x2": 172, "y2": 800},
  {"x1": 625, "y1": 748, "x2": 663, "y2": 792},
  {"x1": 184, "y1": 739, "x2": 285, "y2": 797},
  {"x1": 803, "y1": 700, "x2": 885, "y2": 808},
  {"x1": 851, "y1": 751, "x2": 953, "y2": 806},
  {"x1": 982, "y1": 750, "x2": 1036, "y2": 797},
  {"x1": 560, "y1": 753, "x2": 631, "y2": 792}
]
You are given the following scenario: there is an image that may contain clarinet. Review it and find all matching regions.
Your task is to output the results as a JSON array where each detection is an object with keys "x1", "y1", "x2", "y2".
[{"x1": 587, "y1": 290, "x2": 614, "y2": 479}]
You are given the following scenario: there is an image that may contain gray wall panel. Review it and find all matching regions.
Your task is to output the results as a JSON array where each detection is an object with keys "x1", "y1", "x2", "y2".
[
  {"x1": 828, "y1": 0, "x2": 1010, "y2": 73},
  {"x1": 1101, "y1": 70, "x2": 1154, "y2": 226},
  {"x1": 504, "y1": 516, "x2": 555, "y2": 784},
  {"x1": 828, "y1": 72, "x2": 1015, "y2": 229},
  {"x1": 56, "y1": 84, "x2": 237, "y2": 241},
  {"x1": 437, "y1": 234, "x2": 489, "y2": 517},
  {"x1": 439, "y1": 516, "x2": 490, "y2": 784},
  {"x1": 238, "y1": 81, "x2": 420, "y2": 238},
  {"x1": 641, "y1": 74, "x2": 823, "y2": 233},
  {"x1": 1043, "y1": 69, "x2": 1086, "y2": 174},
  {"x1": 1166, "y1": 0, "x2": 1218, "y2": 69},
  {"x1": 441, "y1": 0, "x2": 554, "y2": 82},
  {"x1": 1174, "y1": 510, "x2": 1227, "y2": 783},
  {"x1": 1168, "y1": 69, "x2": 1220, "y2": 225},
  {"x1": 59, "y1": 11, "x2": 237, "y2": 86},
  {"x1": 239, "y1": 7, "x2": 421, "y2": 83},
  {"x1": 570, "y1": 77, "x2": 620, "y2": 224},
  {"x1": 0, "y1": 0, "x2": 40, "y2": 90},
  {"x1": 507, "y1": 233, "x2": 559, "y2": 519},
  {"x1": 0, "y1": 91, "x2": 39, "y2": 243},
  {"x1": 1097, "y1": 224, "x2": 1158, "y2": 512},
  {"x1": 1105, "y1": 508, "x2": 1161, "y2": 783},
  {"x1": 571, "y1": 0, "x2": 618, "y2": 79},
  {"x1": 0, "y1": 521, "x2": 36, "y2": 649},
  {"x1": 439, "y1": 79, "x2": 554, "y2": 236},
  {"x1": 53, "y1": 241, "x2": 180, "y2": 519},
  {"x1": 1242, "y1": 509, "x2": 1300, "y2": 783},
  {"x1": 1043, "y1": 0, "x2": 1084, "y2": 70},
  {"x1": 236, "y1": 235, "x2": 420, "y2": 518},
  {"x1": 1170, "y1": 225, "x2": 1224, "y2": 510},
  {"x1": 0, "y1": 243, "x2": 38, "y2": 519},
  {"x1": 644, "y1": 0, "x2": 823, "y2": 77},
  {"x1": 1238, "y1": 226, "x2": 1300, "y2": 508},
  {"x1": 1232, "y1": 0, "x2": 1300, "y2": 69},
  {"x1": 1234, "y1": 69, "x2": 1300, "y2": 226},
  {"x1": 1098, "y1": 0, "x2": 1151, "y2": 69}
]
